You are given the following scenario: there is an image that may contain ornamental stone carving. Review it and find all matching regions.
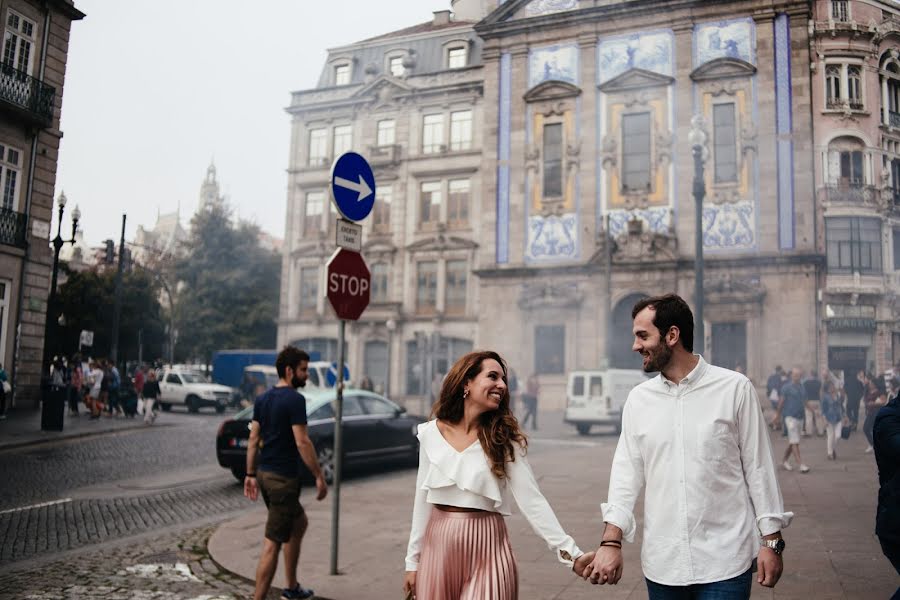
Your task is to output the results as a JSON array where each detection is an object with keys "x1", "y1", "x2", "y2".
[{"x1": 518, "y1": 281, "x2": 582, "y2": 311}]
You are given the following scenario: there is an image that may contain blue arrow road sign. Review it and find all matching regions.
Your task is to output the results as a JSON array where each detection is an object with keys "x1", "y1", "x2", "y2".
[
  {"x1": 326, "y1": 362, "x2": 351, "y2": 387},
  {"x1": 330, "y1": 152, "x2": 376, "y2": 222}
]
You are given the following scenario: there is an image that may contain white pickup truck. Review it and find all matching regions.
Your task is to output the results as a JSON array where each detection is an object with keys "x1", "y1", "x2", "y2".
[{"x1": 158, "y1": 368, "x2": 233, "y2": 413}]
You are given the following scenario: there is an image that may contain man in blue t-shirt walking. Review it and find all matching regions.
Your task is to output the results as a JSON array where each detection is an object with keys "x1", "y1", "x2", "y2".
[
  {"x1": 244, "y1": 346, "x2": 328, "y2": 600},
  {"x1": 772, "y1": 367, "x2": 811, "y2": 473}
]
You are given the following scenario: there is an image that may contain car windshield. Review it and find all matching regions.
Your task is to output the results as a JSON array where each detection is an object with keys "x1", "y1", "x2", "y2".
[{"x1": 179, "y1": 373, "x2": 207, "y2": 384}]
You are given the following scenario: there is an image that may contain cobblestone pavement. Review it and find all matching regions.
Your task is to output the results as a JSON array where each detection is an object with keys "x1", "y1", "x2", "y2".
[{"x1": 0, "y1": 524, "x2": 271, "y2": 600}]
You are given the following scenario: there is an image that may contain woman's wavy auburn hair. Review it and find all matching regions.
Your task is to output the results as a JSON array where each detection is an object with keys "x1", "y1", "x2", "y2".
[{"x1": 432, "y1": 350, "x2": 527, "y2": 479}]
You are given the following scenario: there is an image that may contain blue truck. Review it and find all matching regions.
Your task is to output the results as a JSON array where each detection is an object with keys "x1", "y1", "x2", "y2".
[{"x1": 212, "y1": 349, "x2": 324, "y2": 389}]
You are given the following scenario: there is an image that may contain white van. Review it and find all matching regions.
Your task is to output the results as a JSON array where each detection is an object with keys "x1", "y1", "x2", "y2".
[{"x1": 564, "y1": 369, "x2": 649, "y2": 435}]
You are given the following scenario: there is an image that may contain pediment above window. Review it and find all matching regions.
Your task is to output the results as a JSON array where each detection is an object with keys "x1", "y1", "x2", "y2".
[
  {"x1": 291, "y1": 240, "x2": 332, "y2": 259},
  {"x1": 361, "y1": 238, "x2": 397, "y2": 257},
  {"x1": 523, "y1": 80, "x2": 582, "y2": 103},
  {"x1": 406, "y1": 233, "x2": 479, "y2": 253},
  {"x1": 351, "y1": 75, "x2": 413, "y2": 103},
  {"x1": 598, "y1": 68, "x2": 674, "y2": 93},
  {"x1": 690, "y1": 58, "x2": 757, "y2": 82}
]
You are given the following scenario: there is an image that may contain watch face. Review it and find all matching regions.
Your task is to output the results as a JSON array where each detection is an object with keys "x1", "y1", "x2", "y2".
[{"x1": 774, "y1": 539, "x2": 785, "y2": 553}]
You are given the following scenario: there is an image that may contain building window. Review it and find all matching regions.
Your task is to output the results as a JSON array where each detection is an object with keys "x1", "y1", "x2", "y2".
[
  {"x1": 447, "y1": 179, "x2": 470, "y2": 226},
  {"x1": 848, "y1": 66, "x2": 863, "y2": 109},
  {"x1": 826, "y1": 217, "x2": 882, "y2": 275},
  {"x1": 894, "y1": 228, "x2": 900, "y2": 270},
  {"x1": 534, "y1": 325, "x2": 565, "y2": 375},
  {"x1": 449, "y1": 110, "x2": 472, "y2": 151},
  {"x1": 290, "y1": 337, "x2": 338, "y2": 364},
  {"x1": 713, "y1": 103, "x2": 738, "y2": 183},
  {"x1": 334, "y1": 63, "x2": 350, "y2": 86},
  {"x1": 711, "y1": 322, "x2": 747, "y2": 372},
  {"x1": 447, "y1": 46, "x2": 467, "y2": 69},
  {"x1": 363, "y1": 340, "x2": 388, "y2": 392},
  {"x1": 420, "y1": 181, "x2": 441, "y2": 225},
  {"x1": 304, "y1": 192, "x2": 324, "y2": 235},
  {"x1": 416, "y1": 261, "x2": 438, "y2": 314},
  {"x1": 622, "y1": 112, "x2": 652, "y2": 192},
  {"x1": 388, "y1": 55, "x2": 404, "y2": 77},
  {"x1": 308, "y1": 128, "x2": 328, "y2": 166},
  {"x1": 373, "y1": 185, "x2": 391, "y2": 229},
  {"x1": 422, "y1": 114, "x2": 444, "y2": 154},
  {"x1": 299, "y1": 266, "x2": 319, "y2": 313},
  {"x1": 543, "y1": 123, "x2": 563, "y2": 198},
  {"x1": 0, "y1": 143, "x2": 21, "y2": 211},
  {"x1": 445, "y1": 260, "x2": 467, "y2": 315},
  {"x1": 888, "y1": 74, "x2": 900, "y2": 121},
  {"x1": 892, "y1": 159, "x2": 900, "y2": 206},
  {"x1": 376, "y1": 119, "x2": 395, "y2": 147},
  {"x1": 832, "y1": 0, "x2": 849, "y2": 22},
  {"x1": 333, "y1": 125, "x2": 352, "y2": 157},
  {"x1": 839, "y1": 150, "x2": 864, "y2": 186},
  {"x1": 0, "y1": 280, "x2": 8, "y2": 369},
  {"x1": 3, "y1": 10, "x2": 35, "y2": 75},
  {"x1": 371, "y1": 262, "x2": 389, "y2": 303},
  {"x1": 826, "y1": 66, "x2": 841, "y2": 109}
]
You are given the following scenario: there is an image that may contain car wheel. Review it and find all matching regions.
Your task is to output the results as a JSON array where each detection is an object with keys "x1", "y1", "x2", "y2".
[
  {"x1": 160, "y1": 403, "x2": 171, "y2": 412},
  {"x1": 576, "y1": 423, "x2": 591, "y2": 436},
  {"x1": 317, "y1": 444, "x2": 335, "y2": 485},
  {"x1": 231, "y1": 467, "x2": 245, "y2": 482},
  {"x1": 187, "y1": 395, "x2": 200, "y2": 413}
]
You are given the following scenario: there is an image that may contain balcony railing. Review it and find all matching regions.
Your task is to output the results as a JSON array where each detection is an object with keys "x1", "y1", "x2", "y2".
[
  {"x1": 0, "y1": 207, "x2": 27, "y2": 249},
  {"x1": 0, "y1": 63, "x2": 55, "y2": 126},
  {"x1": 821, "y1": 184, "x2": 877, "y2": 205}
]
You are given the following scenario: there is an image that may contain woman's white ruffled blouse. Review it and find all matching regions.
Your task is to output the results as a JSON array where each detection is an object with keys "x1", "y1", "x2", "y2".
[{"x1": 404, "y1": 420, "x2": 582, "y2": 571}]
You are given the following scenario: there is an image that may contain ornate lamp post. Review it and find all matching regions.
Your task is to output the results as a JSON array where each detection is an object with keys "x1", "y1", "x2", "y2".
[
  {"x1": 49, "y1": 191, "x2": 80, "y2": 304},
  {"x1": 688, "y1": 116, "x2": 708, "y2": 356}
]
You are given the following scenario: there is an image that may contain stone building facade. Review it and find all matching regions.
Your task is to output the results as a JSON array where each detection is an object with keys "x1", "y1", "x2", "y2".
[
  {"x1": 0, "y1": 0, "x2": 84, "y2": 408},
  {"x1": 810, "y1": 0, "x2": 900, "y2": 383},
  {"x1": 280, "y1": 0, "x2": 872, "y2": 409}
]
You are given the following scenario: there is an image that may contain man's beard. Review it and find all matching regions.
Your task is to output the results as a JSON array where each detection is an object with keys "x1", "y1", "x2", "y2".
[
  {"x1": 643, "y1": 342, "x2": 672, "y2": 373},
  {"x1": 291, "y1": 376, "x2": 306, "y2": 388}
]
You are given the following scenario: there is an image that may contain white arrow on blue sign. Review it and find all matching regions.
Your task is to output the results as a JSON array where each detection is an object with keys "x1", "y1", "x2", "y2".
[
  {"x1": 326, "y1": 362, "x2": 351, "y2": 387},
  {"x1": 330, "y1": 152, "x2": 376, "y2": 222}
]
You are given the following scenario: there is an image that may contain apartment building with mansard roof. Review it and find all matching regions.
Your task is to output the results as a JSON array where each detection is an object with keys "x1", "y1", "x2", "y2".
[
  {"x1": 0, "y1": 0, "x2": 83, "y2": 408},
  {"x1": 279, "y1": 7, "x2": 485, "y2": 402}
]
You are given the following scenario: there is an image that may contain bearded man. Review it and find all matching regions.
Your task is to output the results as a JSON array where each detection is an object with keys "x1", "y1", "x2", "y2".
[{"x1": 582, "y1": 293, "x2": 793, "y2": 600}]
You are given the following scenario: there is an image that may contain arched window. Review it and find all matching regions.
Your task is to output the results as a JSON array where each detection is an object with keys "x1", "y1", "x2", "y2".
[
  {"x1": 848, "y1": 66, "x2": 862, "y2": 109},
  {"x1": 826, "y1": 65, "x2": 841, "y2": 108}
]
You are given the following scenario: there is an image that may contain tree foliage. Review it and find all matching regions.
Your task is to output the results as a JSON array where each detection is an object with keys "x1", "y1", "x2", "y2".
[
  {"x1": 53, "y1": 266, "x2": 167, "y2": 364},
  {"x1": 173, "y1": 202, "x2": 280, "y2": 364}
]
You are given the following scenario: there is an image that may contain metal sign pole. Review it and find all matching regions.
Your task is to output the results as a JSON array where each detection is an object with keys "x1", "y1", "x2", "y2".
[{"x1": 330, "y1": 318, "x2": 346, "y2": 575}]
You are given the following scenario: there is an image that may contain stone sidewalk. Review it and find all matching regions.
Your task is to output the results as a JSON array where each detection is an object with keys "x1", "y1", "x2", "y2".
[
  {"x1": 207, "y1": 421, "x2": 899, "y2": 599},
  {"x1": 0, "y1": 405, "x2": 160, "y2": 451}
]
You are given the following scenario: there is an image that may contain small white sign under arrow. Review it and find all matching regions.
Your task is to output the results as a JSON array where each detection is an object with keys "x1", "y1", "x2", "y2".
[{"x1": 335, "y1": 219, "x2": 362, "y2": 252}]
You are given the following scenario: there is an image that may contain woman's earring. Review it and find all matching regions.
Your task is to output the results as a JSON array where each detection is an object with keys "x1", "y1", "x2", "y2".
[{"x1": 463, "y1": 389, "x2": 469, "y2": 400}]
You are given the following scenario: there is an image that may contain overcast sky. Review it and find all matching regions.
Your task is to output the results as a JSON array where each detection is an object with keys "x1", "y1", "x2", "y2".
[{"x1": 56, "y1": 0, "x2": 451, "y2": 247}]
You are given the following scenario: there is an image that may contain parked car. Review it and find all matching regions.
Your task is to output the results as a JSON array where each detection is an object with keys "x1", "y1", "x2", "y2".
[
  {"x1": 158, "y1": 367, "x2": 234, "y2": 413},
  {"x1": 564, "y1": 369, "x2": 649, "y2": 435},
  {"x1": 216, "y1": 388, "x2": 425, "y2": 483},
  {"x1": 239, "y1": 364, "x2": 324, "y2": 404}
]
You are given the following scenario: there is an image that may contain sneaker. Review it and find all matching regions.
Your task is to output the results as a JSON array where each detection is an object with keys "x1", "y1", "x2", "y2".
[
  {"x1": 782, "y1": 461, "x2": 793, "y2": 471},
  {"x1": 799, "y1": 464, "x2": 810, "y2": 473},
  {"x1": 282, "y1": 583, "x2": 315, "y2": 599},
  {"x1": 865, "y1": 445, "x2": 874, "y2": 454}
]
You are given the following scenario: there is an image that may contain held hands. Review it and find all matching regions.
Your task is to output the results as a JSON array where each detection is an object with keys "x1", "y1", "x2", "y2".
[
  {"x1": 402, "y1": 571, "x2": 416, "y2": 600},
  {"x1": 583, "y1": 545, "x2": 624, "y2": 585},
  {"x1": 243, "y1": 476, "x2": 259, "y2": 502},
  {"x1": 315, "y1": 474, "x2": 328, "y2": 501},
  {"x1": 756, "y1": 547, "x2": 783, "y2": 588},
  {"x1": 572, "y1": 551, "x2": 595, "y2": 575}
]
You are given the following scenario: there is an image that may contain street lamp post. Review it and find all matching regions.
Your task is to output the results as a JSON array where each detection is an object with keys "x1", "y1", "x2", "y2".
[
  {"x1": 688, "y1": 116, "x2": 708, "y2": 356},
  {"x1": 46, "y1": 191, "x2": 80, "y2": 362}
]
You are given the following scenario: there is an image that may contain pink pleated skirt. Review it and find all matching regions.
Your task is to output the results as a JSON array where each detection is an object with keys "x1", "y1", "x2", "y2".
[{"x1": 416, "y1": 507, "x2": 518, "y2": 600}]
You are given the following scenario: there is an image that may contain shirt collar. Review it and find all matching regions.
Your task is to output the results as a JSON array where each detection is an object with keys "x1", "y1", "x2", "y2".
[{"x1": 660, "y1": 355, "x2": 708, "y2": 389}]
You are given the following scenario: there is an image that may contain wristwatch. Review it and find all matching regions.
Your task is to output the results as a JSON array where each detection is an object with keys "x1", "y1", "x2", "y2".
[{"x1": 762, "y1": 538, "x2": 785, "y2": 555}]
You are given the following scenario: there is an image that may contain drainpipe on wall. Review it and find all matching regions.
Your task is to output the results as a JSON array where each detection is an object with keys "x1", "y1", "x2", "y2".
[
  {"x1": 11, "y1": 4, "x2": 53, "y2": 407},
  {"x1": 807, "y1": 15, "x2": 823, "y2": 374}
]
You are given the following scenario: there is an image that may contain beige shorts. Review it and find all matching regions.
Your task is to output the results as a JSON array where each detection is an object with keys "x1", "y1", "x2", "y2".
[{"x1": 784, "y1": 416, "x2": 802, "y2": 445}]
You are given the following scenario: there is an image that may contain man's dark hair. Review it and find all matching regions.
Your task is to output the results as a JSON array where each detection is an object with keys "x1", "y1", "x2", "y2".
[
  {"x1": 631, "y1": 293, "x2": 695, "y2": 352},
  {"x1": 275, "y1": 346, "x2": 310, "y2": 378}
]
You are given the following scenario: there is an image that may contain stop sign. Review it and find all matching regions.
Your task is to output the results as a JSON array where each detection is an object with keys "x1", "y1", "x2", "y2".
[{"x1": 326, "y1": 248, "x2": 371, "y2": 321}]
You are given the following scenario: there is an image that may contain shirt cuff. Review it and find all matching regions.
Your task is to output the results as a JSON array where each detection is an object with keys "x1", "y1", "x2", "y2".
[
  {"x1": 405, "y1": 561, "x2": 418, "y2": 572},
  {"x1": 601, "y1": 502, "x2": 637, "y2": 543},
  {"x1": 554, "y1": 537, "x2": 582, "y2": 568},
  {"x1": 757, "y1": 512, "x2": 794, "y2": 536}
]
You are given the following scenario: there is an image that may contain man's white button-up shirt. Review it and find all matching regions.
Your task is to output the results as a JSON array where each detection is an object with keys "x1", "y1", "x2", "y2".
[{"x1": 601, "y1": 356, "x2": 793, "y2": 586}]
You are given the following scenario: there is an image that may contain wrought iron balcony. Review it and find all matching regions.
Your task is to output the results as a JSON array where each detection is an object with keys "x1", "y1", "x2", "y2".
[
  {"x1": 0, "y1": 207, "x2": 27, "y2": 249},
  {"x1": 821, "y1": 184, "x2": 878, "y2": 206},
  {"x1": 0, "y1": 63, "x2": 55, "y2": 126}
]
